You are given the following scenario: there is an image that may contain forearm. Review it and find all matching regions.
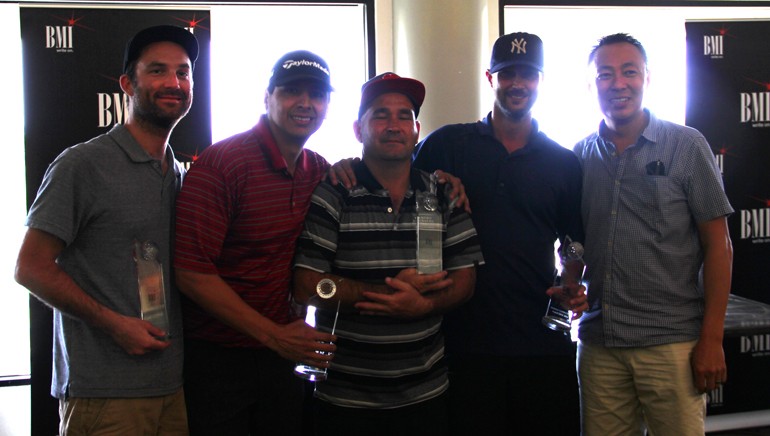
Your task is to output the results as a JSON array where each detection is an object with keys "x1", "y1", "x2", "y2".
[
  {"x1": 697, "y1": 217, "x2": 733, "y2": 345},
  {"x1": 293, "y1": 267, "x2": 389, "y2": 311},
  {"x1": 15, "y1": 229, "x2": 122, "y2": 332},
  {"x1": 422, "y1": 267, "x2": 475, "y2": 315},
  {"x1": 700, "y1": 245, "x2": 732, "y2": 345},
  {"x1": 175, "y1": 268, "x2": 282, "y2": 344}
]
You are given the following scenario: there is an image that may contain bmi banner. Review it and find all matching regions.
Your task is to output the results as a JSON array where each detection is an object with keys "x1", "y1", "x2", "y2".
[
  {"x1": 20, "y1": 7, "x2": 211, "y2": 206},
  {"x1": 19, "y1": 8, "x2": 211, "y2": 435},
  {"x1": 686, "y1": 21, "x2": 770, "y2": 306},
  {"x1": 686, "y1": 20, "x2": 770, "y2": 418}
]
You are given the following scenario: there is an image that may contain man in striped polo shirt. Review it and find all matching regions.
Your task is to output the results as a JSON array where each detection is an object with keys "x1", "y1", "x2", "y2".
[{"x1": 293, "y1": 73, "x2": 484, "y2": 435}]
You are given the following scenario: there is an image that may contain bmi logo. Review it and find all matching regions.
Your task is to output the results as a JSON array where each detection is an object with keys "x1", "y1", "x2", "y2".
[
  {"x1": 714, "y1": 152, "x2": 724, "y2": 175},
  {"x1": 740, "y1": 206, "x2": 770, "y2": 242},
  {"x1": 740, "y1": 88, "x2": 770, "y2": 127},
  {"x1": 740, "y1": 334, "x2": 770, "y2": 356},
  {"x1": 707, "y1": 384, "x2": 724, "y2": 408},
  {"x1": 46, "y1": 26, "x2": 73, "y2": 52},
  {"x1": 703, "y1": 35, "x2": 723, "y2": 59},
  {"x1": 97, "y1": 92, "x2": 129, "y2": 128}
]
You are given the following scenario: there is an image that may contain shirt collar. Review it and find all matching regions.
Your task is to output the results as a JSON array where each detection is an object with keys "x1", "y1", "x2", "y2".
[
  {"x1": 479, "y1": 111, "x2": 545, "y2": 152},
  {"x1": 110, "y1": 124, "x2": 179, "y2": 172},
  {"x1": 253, "y1": 114, "x2": 313, "y2": 175},
  {"x1": 352, "y1": 159, "x2": 428, "y2": 195},
  {"x1": 598, "y1": 108, "x2": 656, "y2": 148}
]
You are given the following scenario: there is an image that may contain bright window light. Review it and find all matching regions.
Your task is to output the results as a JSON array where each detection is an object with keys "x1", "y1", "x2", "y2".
[
  {"x1": 210, "y1": 4, "x2": 368, "y2": 164},
  {"x1": 504, "y1": 6, "x2": 770, "y2": 148},
  {"x1": 0, "y1": 3, "x2": 31, "y2": 379}
]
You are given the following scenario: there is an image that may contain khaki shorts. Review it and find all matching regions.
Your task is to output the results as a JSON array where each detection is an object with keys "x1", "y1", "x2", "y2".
[
  {"x1": 577, "y1": 340, "x2": 706, "y2": 436},
  {"x1": 59, "y1": 388, "x2": 188, "y2": 436}
]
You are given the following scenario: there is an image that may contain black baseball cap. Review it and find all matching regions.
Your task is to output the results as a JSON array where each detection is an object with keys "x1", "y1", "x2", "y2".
[
  {"x1": 489, "y1": 32, "x2": 544, "y2": 74},
  {"x1": 358, "y1": 72, "x2": 426, "y2": 119},
  {"x1": 268, "y1": 50, "x2": 334, "y2": 92},
  {"x1": 123, "y1": 25, "x2": 199, "y2": 73}
]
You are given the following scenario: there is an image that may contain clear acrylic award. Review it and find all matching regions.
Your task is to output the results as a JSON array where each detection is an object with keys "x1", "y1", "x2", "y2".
[
  {"x1": 294, "y1": 299, "x2": 341, "y2": 382},
  {"x1": 133, "y1": 240, "x2": 170, "y2": 338},
  {"x1": 542, "y1": 235, "x2": 584, "y2": 332},
  {"x1": 416, "y1": 173, "x2": 443, "y2": 274}
]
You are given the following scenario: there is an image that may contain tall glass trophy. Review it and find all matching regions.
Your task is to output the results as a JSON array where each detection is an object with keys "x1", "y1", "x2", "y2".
[
  {"x1": 294, "y1": 299, "x2": 341, "y2": 382},
  {"x1": 416, "y1": 173, "x2": 442, "y2": 274},
  {"x1": 542, "y1": 235, "x2": 584, "y2": 332},
  {"x1": 133, "y1": 240, "x2": 170, "y2": 338}
]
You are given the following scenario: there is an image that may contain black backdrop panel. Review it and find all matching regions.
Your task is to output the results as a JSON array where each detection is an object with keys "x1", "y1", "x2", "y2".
[
  {"x1": 686, "y1": 20, "x2": 770, "y2": 417},
  {"x1": 686, "y1": 20, "x2": 770, "y2": 306}
]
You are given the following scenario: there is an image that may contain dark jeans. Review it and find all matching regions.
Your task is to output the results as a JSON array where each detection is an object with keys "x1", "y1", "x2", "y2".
[
  {"x1": 447, "y1": 351, "x2": 580, "y2": 436},
  {"x1": 184, "y1": 339, "x2": 305, "y2": 436},
  {"x1": 313, "y1": 392, "x2": 449, "y2": 436}
]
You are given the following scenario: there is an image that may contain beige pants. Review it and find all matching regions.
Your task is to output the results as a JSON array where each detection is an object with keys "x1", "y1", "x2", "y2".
[
  {"x1": 59, "y1": 388, "x2": 188, "y2": 436},
  {"x1": 577, "y1": 340, "x2": 706, "y2": 436}
]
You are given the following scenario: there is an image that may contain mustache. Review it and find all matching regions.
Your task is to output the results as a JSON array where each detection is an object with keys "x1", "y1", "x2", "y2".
[
  {"x1": 506, "y1": 89, "x2": 529, "y2": 98},
  {"x1": 155, "y1": 90, "x2": 188, "y2": 100},
  {"x1": 379, "y1": 132, "x2": 406, "y2": 143}
]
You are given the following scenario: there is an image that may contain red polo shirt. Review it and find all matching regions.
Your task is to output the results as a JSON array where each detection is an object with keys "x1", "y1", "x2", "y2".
[{"x1": 175, "y1": 115, "x2": 330, "y2": 347}]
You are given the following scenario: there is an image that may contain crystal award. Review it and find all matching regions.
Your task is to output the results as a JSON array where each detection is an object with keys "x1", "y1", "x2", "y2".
[
  {"x1": 416, "y1": 173, "x2": 443, "y2": 274},
  {"x1": 133, "y1": 240, "x2": 170, "y2": 338},
  {"x1": 294, "y1": 299, "x2": 341, "y2": 382},
  {"x1": 542, "y1": 236, "x2": 585, "y2": 332}
]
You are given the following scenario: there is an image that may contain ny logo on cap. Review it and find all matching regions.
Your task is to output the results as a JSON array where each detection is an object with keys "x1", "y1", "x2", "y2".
[{"x1": 510, "y1": 38, "x2": 527, "y2": 55}]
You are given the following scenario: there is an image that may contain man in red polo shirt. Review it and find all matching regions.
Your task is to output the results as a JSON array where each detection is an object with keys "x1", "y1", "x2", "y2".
[{"x1": 174, "y1": 50, "x2": 337, "y2": 436}]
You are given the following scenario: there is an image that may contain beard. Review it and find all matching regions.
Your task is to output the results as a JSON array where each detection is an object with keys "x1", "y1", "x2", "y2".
[
  {"x1": 132, "y1": 86, "x2": 192, "y2": 130},
  {"x1": 495, "y1": 88, "x2": 536, "y2": 121}
]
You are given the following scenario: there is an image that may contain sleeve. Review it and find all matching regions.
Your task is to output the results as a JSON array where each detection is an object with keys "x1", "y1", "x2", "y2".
[
  {"x1": 684, "y1": 133, "x2": 734, "y2": 223},
  {"x1": 442, "y1": 185, "x2": 485, "y2": 271},
  {"x1": 293, "y1": 182, "x2": 342, "y2": 273},
  {"x1": 174, "y1": 159, "x2": 234, "y2": 274},
  {"x1": 26, "y1": 146, "x2": 94, "y2": 245}
]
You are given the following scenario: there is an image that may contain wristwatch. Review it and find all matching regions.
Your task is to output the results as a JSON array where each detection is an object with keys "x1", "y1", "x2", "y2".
[{"x1": 316, "y1": 278, "x2": 337, "y2": 299}]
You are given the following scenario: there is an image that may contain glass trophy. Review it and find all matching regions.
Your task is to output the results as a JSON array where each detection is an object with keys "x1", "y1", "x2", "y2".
[
  {"x1": 294, "y1": 299, "x2": 341, "y2": 382},
  {"x1": 133, "y1": 240, "x2": 170, "y2": 338},
  {"x1": 542, "y1": 236, "x2": 585, "y2": 332},
  {"x1": 416, "y1": 173, "x2": 443, "y2": 274}
]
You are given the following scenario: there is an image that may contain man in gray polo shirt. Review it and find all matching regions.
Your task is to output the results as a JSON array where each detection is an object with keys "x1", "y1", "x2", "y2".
[{"x1": 15, "y1": 25, "x2": 197, "y2": 435}]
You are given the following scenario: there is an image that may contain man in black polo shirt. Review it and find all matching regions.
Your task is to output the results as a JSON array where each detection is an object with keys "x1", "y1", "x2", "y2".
[{"x1": 412, "y1": 32, "x2": 587, "y2": 435}]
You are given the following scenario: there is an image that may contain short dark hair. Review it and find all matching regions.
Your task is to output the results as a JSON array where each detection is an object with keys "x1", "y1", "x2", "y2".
[{"x1": 588, "y1": 33, "x2": 648, "y2": 65}]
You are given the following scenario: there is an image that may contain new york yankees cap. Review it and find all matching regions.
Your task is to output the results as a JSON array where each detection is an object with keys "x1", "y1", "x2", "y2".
[{"x1": 489, "y1": 32, "x2": 544, "y2": 73}]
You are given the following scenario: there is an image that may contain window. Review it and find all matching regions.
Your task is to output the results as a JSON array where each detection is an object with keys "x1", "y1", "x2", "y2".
[
  {"x1": 210, "y1": 4, "x2": 369, "y2": 163},
  {"x1": 0, "y1": 5, "x2": 31, "y2": 435},
  {"x1": 502, "y1": 4, "x2": 770, "y2": 147}
]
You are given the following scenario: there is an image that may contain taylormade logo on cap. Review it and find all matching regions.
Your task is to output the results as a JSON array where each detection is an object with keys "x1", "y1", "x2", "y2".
[{"x1": 282, "y1": 59, "x2": 330, "y2": 77}]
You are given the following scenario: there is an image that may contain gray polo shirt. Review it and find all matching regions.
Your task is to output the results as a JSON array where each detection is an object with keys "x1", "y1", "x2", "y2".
[{"x1": 27, "y1": 124, "x2": 185, "y2": 398}]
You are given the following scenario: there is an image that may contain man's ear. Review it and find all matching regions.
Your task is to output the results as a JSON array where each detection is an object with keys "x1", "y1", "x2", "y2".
[
  {"x1": 353, "y1": 119, "x2": 363, "y2": 143},
  {"x1": 119, "y1": 74, "x2": 134, "y2": 97}
]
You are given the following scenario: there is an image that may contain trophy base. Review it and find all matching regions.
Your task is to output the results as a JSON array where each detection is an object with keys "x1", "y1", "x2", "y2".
[
  {"x1": 294, "y1": 364, "x2": 328, "y2": 382},
  {"x1": 542, "y1": 315, "x2": 572, "y2": 332}
]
